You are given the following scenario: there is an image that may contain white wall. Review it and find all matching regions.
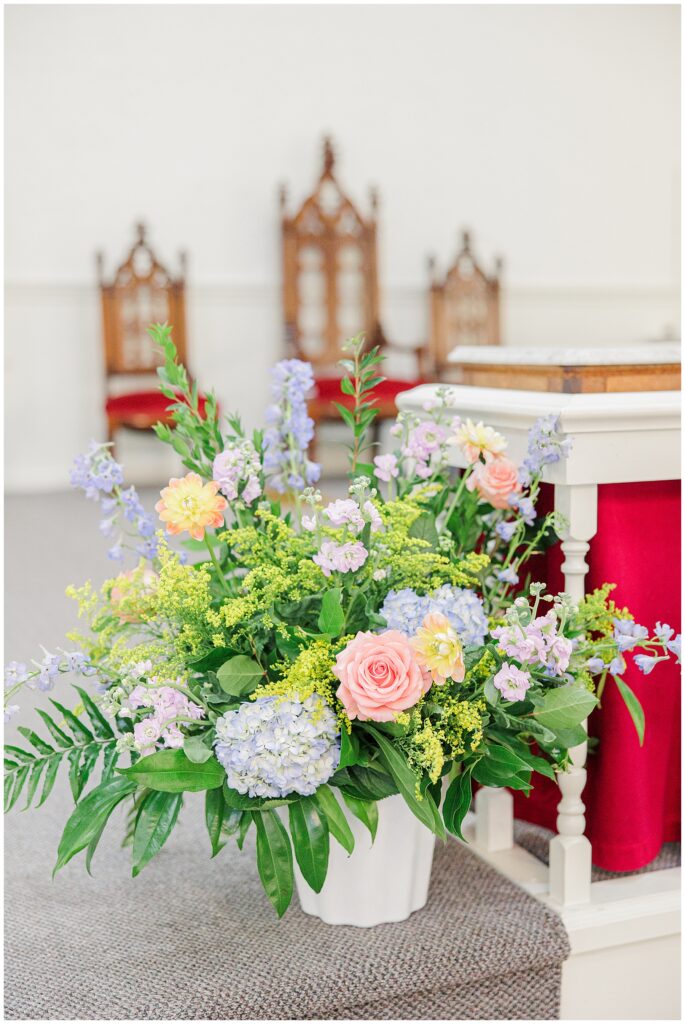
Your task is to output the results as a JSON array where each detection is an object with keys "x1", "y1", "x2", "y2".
[{"x1": 5, "y1": 4, "x2": 680, "y2": 491}]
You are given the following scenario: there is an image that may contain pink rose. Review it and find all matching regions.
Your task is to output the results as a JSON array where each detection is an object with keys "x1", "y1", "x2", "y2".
[
  {"x1": 333, "y1": 630, "x2": 430, "y2": 722},
  {"x1": 467, "y1": 455, "x2": 521, "y2": 510}
]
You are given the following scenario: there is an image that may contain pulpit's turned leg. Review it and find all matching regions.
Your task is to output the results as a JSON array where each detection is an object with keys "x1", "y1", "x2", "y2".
[
  {"x1": 548, "y1": 484, "x2": 598, "y2": 906},
  {"x1": 474, "y1": 787, "x2": 513, "y2": 852}
]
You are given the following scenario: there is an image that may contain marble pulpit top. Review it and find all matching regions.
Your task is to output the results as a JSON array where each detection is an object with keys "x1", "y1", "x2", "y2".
[{"x1": 448, "y1": 342, "x2": 682, "y2": 366}]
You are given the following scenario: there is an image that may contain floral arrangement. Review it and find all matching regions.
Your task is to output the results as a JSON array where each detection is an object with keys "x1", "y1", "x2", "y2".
[{"x1": 4, "y1": 326, "x2": 680, "y2": 916}]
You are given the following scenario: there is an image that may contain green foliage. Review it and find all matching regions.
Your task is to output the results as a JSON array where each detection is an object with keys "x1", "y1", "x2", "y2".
[
  {"x1": 288, "y1": 796, "x2": 330, "y2": 893},
  {"x1": 442, "y1": 768, "x2": 473, "y2": 840},
  {"x1": 532, "y1": 684, "x2": 598, "y2": 732},
  {"x1": 132, "y1": 790, "x2": 183, "y2": 876},
  {"x1": 341, "y1": 791, "x2": 378, "y2": 841},
  {"x1": 314, "y1": 785, "x2": 355, "y2": 854},
  {"x1": 54, "y1": 775, "x2": 137, "y2": 874},
  {"x1": 216, "y1": 655, "x2": 265, "y2": 697},
  {"x1": 613, "y1": 677, "x2": 645, "y2": 745},
  {"x1": 336, "y1": 334, "x2": 385, "y2": 475},
  {"x1": 253, "y1": 809, "x2": 294, "y2": 917},
  {"x1": 118, "y1": 749, "x2": 225, "y2": 793},
  {"x1": 4, "y1": 695, "x2": 118, "y2": 813},
  {"x1": 149, "y1": 323, "x2": 224, "y2": 474}
]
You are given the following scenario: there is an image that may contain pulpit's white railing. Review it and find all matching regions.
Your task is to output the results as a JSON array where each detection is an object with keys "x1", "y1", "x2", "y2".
[{"x1": 396, "y1": 383, "x2": 681, "y2": 907}]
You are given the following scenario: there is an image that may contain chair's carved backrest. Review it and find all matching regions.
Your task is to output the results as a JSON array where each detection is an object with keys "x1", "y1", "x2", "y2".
[
  {"x1": 280, "y1": 137, "x2": 381, "y2": 375},
  {"x1": 428, "y1": 230, "x2": 502, "y2": 374},
  {"x1": 97, "y1": 223, "x2": 188, "y2": 377}
]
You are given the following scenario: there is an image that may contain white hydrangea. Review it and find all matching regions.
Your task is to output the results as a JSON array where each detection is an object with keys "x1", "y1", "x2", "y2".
[{"x1": 214, "y1": 694, "x2": 340, "y2": 799}]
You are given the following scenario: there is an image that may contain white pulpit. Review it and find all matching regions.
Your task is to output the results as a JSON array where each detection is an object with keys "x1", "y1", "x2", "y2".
[{"x1": 397, "y1": 382, "x2": 680, "y2": 904}]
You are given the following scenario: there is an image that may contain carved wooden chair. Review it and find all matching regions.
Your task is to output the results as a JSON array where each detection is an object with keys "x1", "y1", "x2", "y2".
[
  {"x1": 427, "y1": 229, "x2": 503, "y2": 380},
  {"x1": 279, "y1": 137, "x2": 427, "y2": 431},
  {"x1": 97, "y1": 223, "x2": 206, "y2": 445}
]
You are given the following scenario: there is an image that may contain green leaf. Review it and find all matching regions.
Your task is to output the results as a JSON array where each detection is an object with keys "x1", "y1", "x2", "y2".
[
  {"x1": 183, "y1": 733, "x2": 214, "y2": 764},
  {"x1": 253, "y1": 810, "x2": 294, "y2": 917},
  {"x1": 314, "y1": 785, "x2": 354, "y2": 854},
  {"x1": 73, "y1": 687, "x2": 115, "y2": 739},
  {"x1": 205, "y1": 787, "x2": 227, "y2": 857},
  {"x1": 361, "y1": 726, "x2": 445, "y2": 838},
  {"x1": 118, "y1": 749, "x2": 225, "y2": 793},
  {"x1": 54, "y1": 776, "x2": 137, "y2": 874},
  {"x1": 483, "y1": 677, "x2": 500, "y2": 706},
  {"x1": 550, "y1": 724, "x2": 589, "y2": 749},
  {"x1": 532, "y1": 684, "x2": 598, "y2": 732},
  {"x1": 288, "y1": 797, "x2": 330, "y2": 893},
  {"x1": 17, "y1": 727, "x2": 54, "y2": 757},
  {"x1": 340, "y1": 376, "x2": 355, "y2": 396},
  {"x1": 341, "y1": 792, "x2": 378, "y2": 841},
  {"x1": 5, "y1": 764, "x2": 29, "y2": 812},
  {"x1": 49, "y1": 699, "x2": 94, "y2": 743},
  {"x1": 216, "y1": 655, "x2": 264, "y2": 697},
  {"x1": 36, "y1": 754, "x2": 61, "y2": 807},
  {"x1": 443, "y1": 769, "x2": 473, "y2": 840},
  {"x1": 35, "y1": 710, "x2": 72, "y2": 747},
  {"x1": 317, "y1": 588, "x2": 345, "y2": 637},
  {"x1": 614, "y1": 677, "x2": 645, "y2": 745},
  {"x1": 22, "y1": 759, "x2": 45, "y2": 809},
  {"x1": 331, "y1": 763, "x2": 396, "y2": 802},
  {"x1": 236, "y1": 811, "x2": 252, "y2": 849},
  {"x1": 489, "y1": 733, "x2": 557, "y2": 781},
  {"x1": 408, "y1": 513, "x2": 439, "y2": 549},
  {"x1": 472, "y1": 744, "x2": 531, "y2": 787},
  {"x1": 132, "y1": 790, "x2": 183, "y2": 876},
  {"x1": 338, "y1": 728, "x2": 362, "y2": 770},
  {"x1": 332, "y1": 401, "x2": 356, "y2": 430}
]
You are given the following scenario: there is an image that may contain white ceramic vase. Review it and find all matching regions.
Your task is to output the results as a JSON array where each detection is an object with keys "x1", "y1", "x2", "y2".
[{"x1": 294, "y1": 793, "x2": 436, "y2": 927}]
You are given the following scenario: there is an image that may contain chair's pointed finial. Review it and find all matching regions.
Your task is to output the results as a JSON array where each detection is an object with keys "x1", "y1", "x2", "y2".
[
  {"x1": 95, "y1": 250, "x2": 105, "y2": 285},
  {"x1": 461, "y1": 228, "x2": 471, "y2": 252},
  {"x1": 322, "y1": 135, "x2": 335, "y2": 175},
  {"x1": 178, "y1": 250, "x2": 188, "y2": 278},
  {"x1": 135, "y1": 221, "x2": 147, "y2": 245},
  {"x1": 427, "y1": 254, "x2": 437, "y2": 284},
  {"x1": 494, "y1": 254, "x2": 504, "y2": 279},
  {"x1": 369, "y1": 185, "x2": 379, "y2": 214},
  {"x1": 278, "y1": 183, "x2": 288, "y2": 212}
]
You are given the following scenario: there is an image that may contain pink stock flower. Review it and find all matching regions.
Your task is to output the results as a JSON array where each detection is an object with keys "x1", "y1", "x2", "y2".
[
  {"x1": 374, "y1": 453, "x2": 399, "y2": 482},
  {"x1": 467, "y1": 456, "x2": 521, "y2": 510},
  {"x1": 493, "y1": 663, "x2": 531, "y2": 701},
  {"x1": 333, "y1": 630, "x2": 430, "y2": 721},
  {"x1": 546, "y1": 636, "x2": 573, "y2": 675},
  {"x1": 323, "y1": 499, "x2": 365, "y2": 533},
  {"x1": 313, "y1": 540, "x2": 368, "y2": 577}
]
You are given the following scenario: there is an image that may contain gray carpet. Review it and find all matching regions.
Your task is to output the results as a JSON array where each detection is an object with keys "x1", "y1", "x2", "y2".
[{"x1": 5, "y1": 779, "x2": 570, "y2": 1020}]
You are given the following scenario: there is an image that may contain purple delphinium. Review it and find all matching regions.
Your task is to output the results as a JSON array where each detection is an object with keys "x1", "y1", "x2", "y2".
[
  {"x1": 70, "y1": 443, "x2": 158, "y2": 561},
  {"x1": 518, "y1": 415, "x2": 572, "y2": 487},
  {"x1": 263, "y1": 360, "x2": 320, "y2": 494},
  {"x1": 613, "y1": 619, "x2": 649, "y2": 652}
]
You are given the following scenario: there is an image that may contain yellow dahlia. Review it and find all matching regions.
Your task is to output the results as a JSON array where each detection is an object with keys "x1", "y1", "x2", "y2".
[
  {"x1": 451, "y1": 419, "x2": 507, "y2": 465},
  {"x1": 411, "y1": 612, "x2": 465, "y2": 686},
  {"x1": 155, "y1": 472, "x2": 227, "y2": 541}
]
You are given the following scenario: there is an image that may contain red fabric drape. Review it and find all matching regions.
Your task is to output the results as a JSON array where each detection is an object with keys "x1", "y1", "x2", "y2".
[{"x1": 512, "y1": 481, "x2": 681, "y2": 871}]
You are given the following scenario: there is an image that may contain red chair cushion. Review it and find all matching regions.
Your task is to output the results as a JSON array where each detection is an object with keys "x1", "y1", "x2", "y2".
[
  {"x1": 313, "y1": 376, "x2": 424, "y2": 408},
  {"x1": 106, "y1": 389, "x2": 208, "y2": 424}
]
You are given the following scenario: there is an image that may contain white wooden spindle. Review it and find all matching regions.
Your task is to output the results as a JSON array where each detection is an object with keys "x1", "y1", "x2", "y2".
[
  {"x1": 474, "y1": 787, "x2": 514, "y2": 851},
  {"x1": 548, "y1": 483, "x2": 598, "y2": 906}
]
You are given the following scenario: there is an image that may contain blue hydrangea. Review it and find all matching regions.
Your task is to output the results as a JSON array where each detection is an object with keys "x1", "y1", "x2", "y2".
[
  {"x1": 379, "y1": 588, "x2": 431, "y2": 635},
  {"x1": 214, "y1": 695, "x2": 340, "y2": 799},
  {"x1": 380, "y1": 585, "x2": 489, "y2": 646},
  {"x1": 430, "y1": 585, "x2": 490, "y2": 646}
]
